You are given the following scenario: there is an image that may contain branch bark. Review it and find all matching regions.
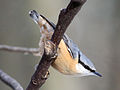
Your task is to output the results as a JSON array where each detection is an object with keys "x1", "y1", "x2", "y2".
[
  {"x1": 0, "y1": 69, "x2": 23, "y2": 90},
  {"x1": 51, "y1": 0, "x2": 87, "y2": 46},
  {"x1": 27, "y1": 0, "x2": 87, "y2": 90}
]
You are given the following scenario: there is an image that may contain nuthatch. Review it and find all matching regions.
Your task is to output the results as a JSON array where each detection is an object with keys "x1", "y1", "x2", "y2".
[{"x1": 29, "y1": 10, "x2": 102, "y2": 77}]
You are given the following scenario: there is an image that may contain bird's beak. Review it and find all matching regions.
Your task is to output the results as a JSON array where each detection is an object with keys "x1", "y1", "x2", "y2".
[
  {"x1": 93, "y1": 71, "x2": 102, "y2": 77},
  {"x1": 29, "y1": 10, "x2": 39, "y2": 24}
]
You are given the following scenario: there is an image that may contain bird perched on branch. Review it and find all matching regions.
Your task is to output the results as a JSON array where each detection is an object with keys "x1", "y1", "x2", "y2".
[{"x1": 29, "y1": 10, "x2": 102, "y2": 77}]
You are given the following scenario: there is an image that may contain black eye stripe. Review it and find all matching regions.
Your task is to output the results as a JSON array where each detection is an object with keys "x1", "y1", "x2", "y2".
[
  {"x1": 40, "y1": 15, "x2": 56, "y2": 30},
  {"x1": 78, "y1": 53, "x2": 95, "y2": 72}
]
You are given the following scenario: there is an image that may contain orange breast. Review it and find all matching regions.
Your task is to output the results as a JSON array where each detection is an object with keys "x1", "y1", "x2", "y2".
[{"x1": 51, "y1": 39, "x2": 78, "y2": 75}]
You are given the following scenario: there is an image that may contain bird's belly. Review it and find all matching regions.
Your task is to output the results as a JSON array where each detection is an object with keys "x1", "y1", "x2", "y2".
[{"x1": 51, "y1": 40, "x2": 78, "y2": 75}]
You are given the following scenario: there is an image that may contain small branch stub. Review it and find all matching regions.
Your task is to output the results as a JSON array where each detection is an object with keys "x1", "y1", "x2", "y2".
[
  {"x1": 44, "y1": 40, "x2": 57, "y2": 59},
  {"x1": 26, "y1": 40, "x2": 57, "y2": 90}
]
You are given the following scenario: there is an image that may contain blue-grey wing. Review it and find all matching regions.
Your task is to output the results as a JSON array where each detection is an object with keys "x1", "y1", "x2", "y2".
[
  {"x1": 63, "y1": 34, "x2": 79, "y2": 59},
  {"x1": 63, "y1": 34, "x2": 96, "y2": 70}
]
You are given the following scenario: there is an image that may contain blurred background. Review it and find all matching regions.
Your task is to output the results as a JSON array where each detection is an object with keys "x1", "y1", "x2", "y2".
[{"x1": 0, "y1": 0, "x2": 120, "y2": 90}]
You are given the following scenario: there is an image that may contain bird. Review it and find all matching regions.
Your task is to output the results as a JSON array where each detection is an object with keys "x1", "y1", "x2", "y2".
[{"x1": 29, "y1": 10, "x2": 102, "y2": 77}]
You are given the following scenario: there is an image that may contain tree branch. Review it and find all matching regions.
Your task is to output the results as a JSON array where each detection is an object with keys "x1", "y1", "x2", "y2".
[
  {"x1": 0, "y1": 69, "x2": 23, "y2": 90},
  {"x1": 0, "y1": 45, "x2": 39, "y2": 55},
  {"x1": 27, "y1": 0, "x2": 87, "y2": 90},
  {"x1": 51, "y1": 0, "x2": 87, "y2": 46}
]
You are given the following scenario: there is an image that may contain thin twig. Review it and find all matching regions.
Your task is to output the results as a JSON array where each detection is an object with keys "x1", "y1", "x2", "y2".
[
  {"x1": 0, "y1": 69, "x2": 23, "y2": 90},
  {"x1": 27, "y1": 0, "x2": 87, "y2": 90},
  {"x1": 0, "y1": 45, "x2": 39, "y2": 55}
]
